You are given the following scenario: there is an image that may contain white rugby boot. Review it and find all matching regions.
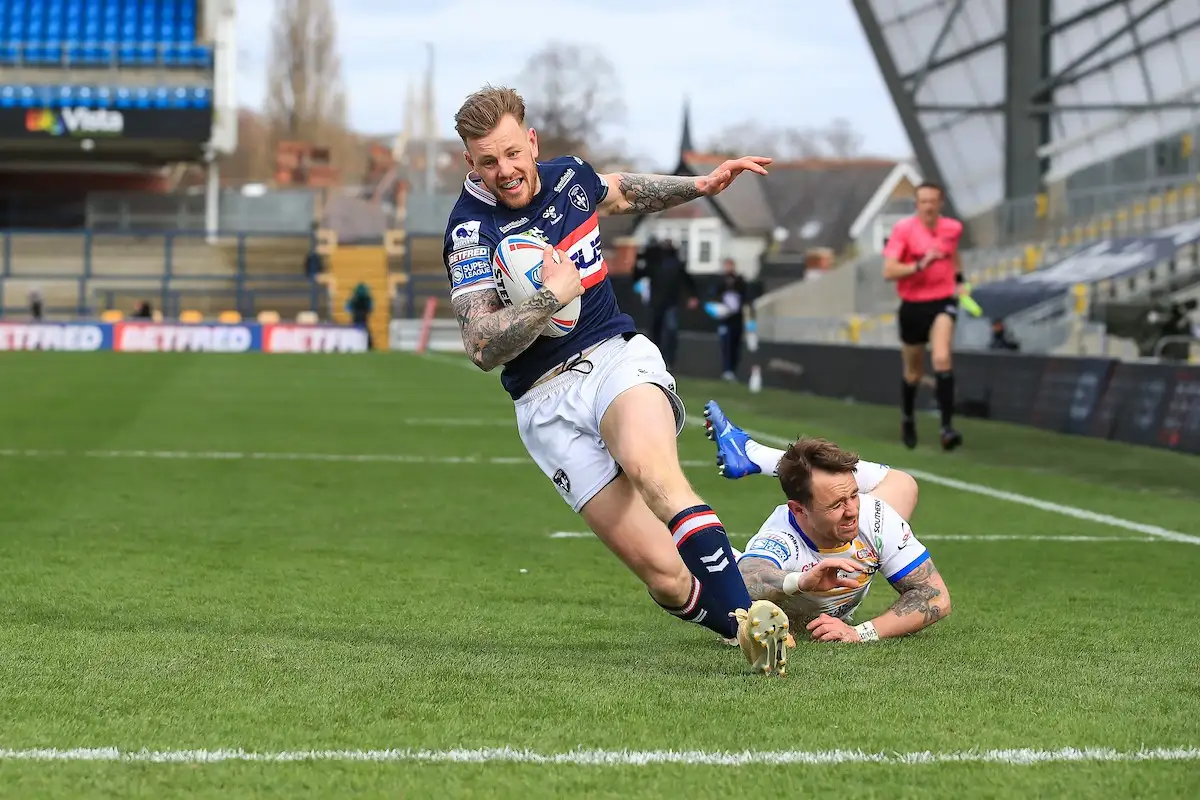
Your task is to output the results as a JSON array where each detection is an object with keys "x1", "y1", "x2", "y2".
[{"x1": 732, "y1": 600, "x2": 791, "y2": 678}]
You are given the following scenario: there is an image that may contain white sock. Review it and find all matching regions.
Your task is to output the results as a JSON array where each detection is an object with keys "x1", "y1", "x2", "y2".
[{"x1": 745, "y1": 441, "x2": 784, "y2": 476}]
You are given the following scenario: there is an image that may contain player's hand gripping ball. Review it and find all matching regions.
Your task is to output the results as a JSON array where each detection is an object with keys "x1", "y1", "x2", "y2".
[{"x1": 492, "y1": 233, "x2": 582, "y2": 338}]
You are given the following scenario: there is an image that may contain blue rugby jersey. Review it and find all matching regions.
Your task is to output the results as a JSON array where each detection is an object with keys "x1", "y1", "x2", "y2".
[{"x1": 442, "y1": 156, "x2": 636, "y2": 400}]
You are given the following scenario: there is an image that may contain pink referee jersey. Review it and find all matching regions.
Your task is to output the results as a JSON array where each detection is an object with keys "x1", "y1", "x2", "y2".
[{"x1": 883, "y1": 215, "x2": 964, "y2": 303}]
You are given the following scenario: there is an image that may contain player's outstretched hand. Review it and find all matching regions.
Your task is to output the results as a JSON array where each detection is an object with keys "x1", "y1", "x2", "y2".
[
  {"x1": 797, "y1": 558, "x2": 863, "y2": 593},
  {"x1": 806, "y1": 613, "x2": 861, "y2": 643},
  {"x1": 697, "y1": 156, "x2": 772, "y2": 196},
  {"x1": 540, "y1": 244, "x2": 583, "y2": 306}
]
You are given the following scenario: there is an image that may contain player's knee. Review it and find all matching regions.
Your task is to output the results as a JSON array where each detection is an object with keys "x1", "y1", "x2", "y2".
[
  {"x1": 931, "y1": 352, "x2": 952, "y2": 372},
  {"x1": 903, "y1": 365, "x2": 923, "y2": 384}
]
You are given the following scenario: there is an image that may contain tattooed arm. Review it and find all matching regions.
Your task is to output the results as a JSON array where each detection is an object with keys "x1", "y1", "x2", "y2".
[
  {"x1": 738, "y1": 558, "x2": 828, "y2": 628},
  {"x1": 451, "y1": 288, "x2": 562, "y2": 372},
  {"x1": 869, "y1": 559, "x2": 952, "y2": 638},
  {"x1": 598, "y1": 156, "x2": 770, "y2": 216},
  {"x1": 598, "y1": 173, "x2": 702, "y2": 215}
]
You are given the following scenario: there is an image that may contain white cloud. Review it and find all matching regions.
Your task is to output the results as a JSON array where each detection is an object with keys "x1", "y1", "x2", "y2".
[{"x1": 236, "y1": 0, "x2": 909, "y2": 169}]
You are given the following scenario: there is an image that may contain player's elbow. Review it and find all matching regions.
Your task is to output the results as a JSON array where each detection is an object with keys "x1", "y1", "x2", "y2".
[
  {"x1": 892, "y1": 469, "x2": 920, "y2": 508},
  {"x1": 470, "y1": 350, "x2": 498, "y2": 372},
  {"x1": 935, "y1": 586, "x2": 953, "y2": 621}
]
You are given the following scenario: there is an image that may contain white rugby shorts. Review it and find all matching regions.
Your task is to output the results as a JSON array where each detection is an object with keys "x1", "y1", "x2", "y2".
[{"x1": 514, "y1": 333, "x2": 685, "y2": 512}]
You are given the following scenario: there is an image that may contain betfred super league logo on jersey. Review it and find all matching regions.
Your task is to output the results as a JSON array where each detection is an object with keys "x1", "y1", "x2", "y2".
[{"x1": 568, "y1": 184, "x2": 589, "y2": 212}]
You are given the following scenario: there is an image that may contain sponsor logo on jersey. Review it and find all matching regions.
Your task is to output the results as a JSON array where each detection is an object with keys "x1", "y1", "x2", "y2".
[
  {"x1": 553, "y1": 169, "x2": 575, "y2": 193},
  {"x1": 558, "y1": 214, "x2": 606, "y2": 288},
  {"x1": 524, "y1": 227, "x2": 548, "y2": 242},
  {"x1": 747, "y1": 534, "x2": 791, "y2": 563},
  {"x1": 568, "y1": 184, "x2": 589, "y2": 212},
  {"x1": 898, "y1": 522, "x2": 913, "y2": 549},
  {"x1": 542, "y1": 204, "x2": 563, "y2": 224},
  {"x1": 451, "y1": 220, "x2": 481, "y2": 249},
  {"x1": 499, "y1": 217, "x2": 529, "y2": 234},
  {"x1": 450, "y1": 257, "x2": 491, "y2": 289},
  {"x1": 448, "y1": 246, "x2": 488, "y2": 265}
]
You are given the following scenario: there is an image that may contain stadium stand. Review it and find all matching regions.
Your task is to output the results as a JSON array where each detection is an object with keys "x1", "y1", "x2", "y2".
[
  {"x1": 748, "y1": 0, "x2": 1200, "y2": 363},
  {"x1": 0, "y1": 1, "x2": 212, "y2": 69},
  {"x1": 0, "y1": 2, "x2": 344, "y2": 329}
]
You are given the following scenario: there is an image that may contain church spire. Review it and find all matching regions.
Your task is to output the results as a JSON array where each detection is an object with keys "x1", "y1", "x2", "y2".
[{"x1": 679, "y1": 96, "x2": 694, "y2": 157}]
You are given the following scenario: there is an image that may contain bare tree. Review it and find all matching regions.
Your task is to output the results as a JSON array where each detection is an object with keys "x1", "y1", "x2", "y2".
[
  {"x1": 262, "y1": 0, "x2": 362, "y2": 181},
  {"x1": 515, "y1": 43, "x2": 626, "y2": 160},
  {"x1": 706, "y1": 119, "x2": 864, "y2": 160},
  {"x1": 822, "y1": 117, "x2": 863, "y2": 158}
]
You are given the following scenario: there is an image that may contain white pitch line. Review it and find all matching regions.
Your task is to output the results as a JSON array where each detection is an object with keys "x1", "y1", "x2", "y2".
[
  {"x1": 0, "y1": 745, "x2": 1195, "y2": 766},
  {"x1": 0, "y1": 448, "x2": 710, "y2": 469},
  {"x1": 417, "y1": 357, "x2": 1200, "y2": 545},
  {"x1": 550, "y1": 531, "x2": 1153, "y2": 543},
  {"x1": 686, "y1": 415, "x2": 1200, "y2": 546}
]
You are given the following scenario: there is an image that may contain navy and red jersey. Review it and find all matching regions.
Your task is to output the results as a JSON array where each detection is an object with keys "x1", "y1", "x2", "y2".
[{"x1": 442, "y1": 156, "x2": 636, "y2": 400}]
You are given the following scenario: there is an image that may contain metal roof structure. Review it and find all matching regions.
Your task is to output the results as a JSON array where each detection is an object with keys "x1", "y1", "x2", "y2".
[{"x1": 851, "y1": 0, "x2": 1200, "y2": 220}]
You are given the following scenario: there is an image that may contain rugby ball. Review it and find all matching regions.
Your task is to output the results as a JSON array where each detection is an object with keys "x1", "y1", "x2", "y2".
[{"x1": 492, "y1": 233, "x2": 581, "y2": 338}]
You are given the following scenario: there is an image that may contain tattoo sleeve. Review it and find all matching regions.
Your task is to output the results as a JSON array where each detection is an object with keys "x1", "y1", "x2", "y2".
[
  {"x1": 739, "y1": 559, "x2": 826, "y2": 626},
  {"x1": 451, "y1": 287, "x2": 562, "y2": 371},
  {"x1": 739, "y1": 558, "x2": 789, "y2": 604},
  {"x1": 611, "y1": 173, "x2": 702, "y2": 214},
  {"x1": 886, "y1": 560, "x2": 944, "y2": 626}
]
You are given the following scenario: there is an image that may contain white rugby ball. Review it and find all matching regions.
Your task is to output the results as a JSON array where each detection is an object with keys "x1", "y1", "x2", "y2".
[{"x1": 492, "y1": 233, "x2": 581, "y2": 338}]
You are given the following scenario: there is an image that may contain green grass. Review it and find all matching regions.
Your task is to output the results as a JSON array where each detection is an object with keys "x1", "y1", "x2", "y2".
[{"x1": 0, "y1": 351, "x2": 1197, "y2": 798}]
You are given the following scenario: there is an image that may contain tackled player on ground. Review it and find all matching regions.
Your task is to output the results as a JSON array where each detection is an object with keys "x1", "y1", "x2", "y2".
[{"x1": 703, "y1": 401, "x2": 952, "y2": 643}]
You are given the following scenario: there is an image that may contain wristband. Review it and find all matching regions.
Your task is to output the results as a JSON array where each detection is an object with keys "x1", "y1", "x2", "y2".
[
  {"x1": 854, "y1": 621, "x2": 880, "y2": 642},
  {"x1": 782, "y1": 572, "x2": 803, "y2": 595}
]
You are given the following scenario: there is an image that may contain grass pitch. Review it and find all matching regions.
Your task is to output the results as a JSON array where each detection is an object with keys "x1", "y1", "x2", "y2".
[{"x1": 0, "y1": 351, "x2": 1197, "y2": 798}]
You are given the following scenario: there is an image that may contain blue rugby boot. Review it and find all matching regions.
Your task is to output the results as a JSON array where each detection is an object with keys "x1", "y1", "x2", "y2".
[{"x1": 703, "y1": 400, "x2": 760, "y2": 480}]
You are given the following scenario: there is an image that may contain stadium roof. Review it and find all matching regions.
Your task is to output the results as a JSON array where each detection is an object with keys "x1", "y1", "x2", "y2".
[{"x1": 852, "y1": 0, "x2": 1200, "y2": 219}]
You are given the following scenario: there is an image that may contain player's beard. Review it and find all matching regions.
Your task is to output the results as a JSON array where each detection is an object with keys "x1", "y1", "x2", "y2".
[{"x1": 490, "y1": 167, "x2": 538, "y2": 209}]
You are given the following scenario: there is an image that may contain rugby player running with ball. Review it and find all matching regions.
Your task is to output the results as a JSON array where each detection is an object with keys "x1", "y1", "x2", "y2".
[{"x1": 442, "y1": 85, "x2": 790, "y2": 677}]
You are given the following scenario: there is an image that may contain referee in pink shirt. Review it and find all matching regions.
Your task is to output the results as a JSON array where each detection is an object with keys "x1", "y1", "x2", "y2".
[{"x1": 882, "y1": 181, "x2": 965, "y2": 451}]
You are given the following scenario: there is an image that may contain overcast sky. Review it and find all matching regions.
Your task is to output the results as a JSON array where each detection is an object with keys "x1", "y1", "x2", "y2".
[{"x1": 235, "y1": 0, "x2": 911, "y2": 170}]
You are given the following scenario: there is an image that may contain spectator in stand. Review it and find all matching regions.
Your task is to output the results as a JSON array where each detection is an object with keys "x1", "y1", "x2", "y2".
[
  {"x1": 708, "y1": 257, "x2": 749, "y2": 380},
  {"x1": 989, "y1": 319, "x2": 1020, "y2": 351},
  {"x1": 29, "y1": 287, "x2": 43, "y2": 321},
  {"x1": 882, "y1": 181, "x2": 965, "y2": 452},
  {"x1": 133, "y1": 300, "x2": 154, "y2": 319},
  {"x1": 635, "y1": 236, "x2": 699, "y2": 369},
  {"x1": 346, "y1": 282, "x2": 375, "y2": 350}
]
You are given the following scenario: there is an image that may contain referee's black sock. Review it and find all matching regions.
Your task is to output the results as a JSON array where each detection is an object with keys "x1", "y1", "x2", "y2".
[
  {"x1": 901, "y1": 379, "x2": 918, "y2": 420},
  {"x1": 935, "y1": 370, "x2": 955, "y2": 428}
]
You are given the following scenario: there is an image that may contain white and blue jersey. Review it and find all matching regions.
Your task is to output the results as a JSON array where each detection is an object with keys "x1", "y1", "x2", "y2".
[
  {"x1": 738, "y1": 495, "x2": 930, "y2": 620},
  {"x1": 443, "y1": 156, "x2": 636, "y2": 400}
]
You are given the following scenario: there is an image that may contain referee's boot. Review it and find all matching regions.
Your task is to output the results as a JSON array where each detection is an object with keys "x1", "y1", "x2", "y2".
[
  {"x1": 901, "y1": 417, "x2": 918, "y2": 449},
  {"x1": 703, "y1": 400, "x2": 758, "y2": 479},
  {"x1": 940, "y1": 426, "x2": 963, "y2": 451}
]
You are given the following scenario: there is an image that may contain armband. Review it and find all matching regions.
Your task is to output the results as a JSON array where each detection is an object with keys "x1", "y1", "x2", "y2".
[
  {"x1": 782, "y1": 572, "x2": 803, "y2": 595},
  {"x1": 854, "y1": 621, "x2": 880, "y2": 642}
]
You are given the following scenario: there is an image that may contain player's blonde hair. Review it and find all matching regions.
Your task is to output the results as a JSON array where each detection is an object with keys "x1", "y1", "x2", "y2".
[
  {"x1": 777, "y1": 437, "x2": 860, "y2": 506},
  {"x1": 454, "y1": 85, "x2": 527, "y2": 142}
]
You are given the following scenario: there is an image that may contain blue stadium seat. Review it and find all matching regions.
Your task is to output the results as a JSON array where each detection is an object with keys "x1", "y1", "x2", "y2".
[
  {"x1": 2, "y1": 0, "x2": 213, "y2": 69},
  {"x1": 0, "y1": 83, "x2": 212, "y2": 110}
]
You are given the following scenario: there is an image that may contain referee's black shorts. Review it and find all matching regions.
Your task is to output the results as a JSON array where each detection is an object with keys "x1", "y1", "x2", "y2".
[{"x1": 897, "y1": 296, "x2": 959, "y2": 346}]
